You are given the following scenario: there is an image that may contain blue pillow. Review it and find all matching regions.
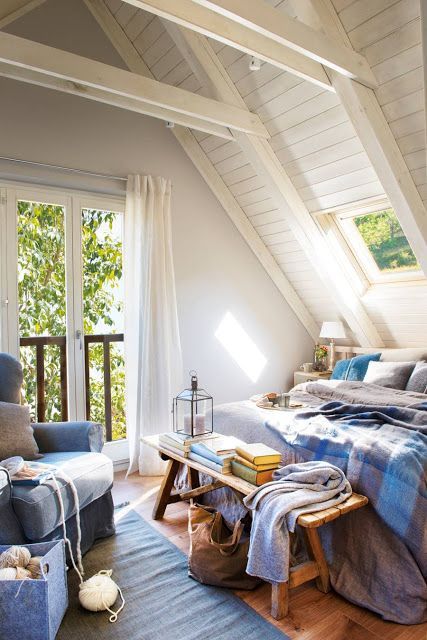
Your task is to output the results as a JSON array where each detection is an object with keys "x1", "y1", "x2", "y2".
[
  {"x1": 331, "y1": 353, "x2": 382, "y2": 381},
  {"x1": 331, "y1": 358, "x2": 350, "y2": 380},
  {"x1": 346, "y1": 353, "x2": 382, "y2": 381}
]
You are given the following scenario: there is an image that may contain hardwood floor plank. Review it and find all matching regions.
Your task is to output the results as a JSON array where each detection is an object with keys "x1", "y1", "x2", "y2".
[{"x1": 112, "y1": 472, "x2": 426, "y2": 640}]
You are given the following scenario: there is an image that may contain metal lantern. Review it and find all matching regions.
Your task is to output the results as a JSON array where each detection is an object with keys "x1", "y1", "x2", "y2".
[{"x1": 173, "y1": 371, "x2": 213, "y2": 437}]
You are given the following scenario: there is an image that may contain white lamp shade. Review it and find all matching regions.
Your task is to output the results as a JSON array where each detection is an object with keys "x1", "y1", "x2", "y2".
[{"x1": 319, "y1": 321, "x2": 346, "y2": 340}]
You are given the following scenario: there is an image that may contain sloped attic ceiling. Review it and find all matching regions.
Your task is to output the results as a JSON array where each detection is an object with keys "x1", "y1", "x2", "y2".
[
  {"x1": 93, "y1": 0, "x2": 427, "y2": 348},
  {"x1": 1, "y1": 0, "x2": 426, "y2": 348}
]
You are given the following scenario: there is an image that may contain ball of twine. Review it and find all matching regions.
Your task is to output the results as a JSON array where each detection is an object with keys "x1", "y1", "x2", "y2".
[
  {"x1": 0, "y1": 546, "x2": 31, "y2": 569},
  {"x1": 0, "y1": 567, "x2": 17, "y2": 580},
  {"x1": 15, "y1": 567, "x2": 31, "y2": 580},
  {"x1": 27, "y1": 556, "x2": 46, "y2": 580},
  {"x1": 79, "y1": 573, "x2": 119, "y2": 613}
]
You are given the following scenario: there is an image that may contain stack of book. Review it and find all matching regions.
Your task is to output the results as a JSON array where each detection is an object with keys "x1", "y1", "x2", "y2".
[
  {"x1": 158, "y1": 432, "x2": 243, "y2": 475},
  {"x1": 189, "y1": 435, "x2": 243, "y2": 474},
  {"x1": 231, "y1": 443, "x2": 281, "y2": 486},
  {"x1": 158, "y1": 431, "x2": 215, "y2": 458}
]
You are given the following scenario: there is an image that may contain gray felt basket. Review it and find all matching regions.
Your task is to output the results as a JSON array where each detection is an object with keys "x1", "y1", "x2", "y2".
[{"x1": 0, "y1": 540, "x2": 68, "y2": 640}]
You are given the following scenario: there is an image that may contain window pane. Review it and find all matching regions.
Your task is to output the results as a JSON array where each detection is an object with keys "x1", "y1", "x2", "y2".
[
  {"x1": 17, "y1": 200, "x2": 67, "y2": 422},
  {"x1": 353, "y1": 208, "x2": 419, "y2": 273},
  {"x1": 82, "y1": 208, "x2": 125, "y2": 441}
]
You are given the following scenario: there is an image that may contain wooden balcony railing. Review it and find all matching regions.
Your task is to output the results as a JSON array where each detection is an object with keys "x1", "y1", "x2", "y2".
[
  {"x1": 84, "y1": 333, "x2": 124, "y2": 442},
  {"x1": 19, "y1": 333, "x2": 124, "y2": 442}
]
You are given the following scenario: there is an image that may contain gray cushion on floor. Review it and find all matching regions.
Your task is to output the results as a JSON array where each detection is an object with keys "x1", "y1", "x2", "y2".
[
  {"x1": 405, "y1": 361, "x2": 427, "y2": 394},
  {"x1": 11, "y1": 451, "x2": 113, "y2": 540}
]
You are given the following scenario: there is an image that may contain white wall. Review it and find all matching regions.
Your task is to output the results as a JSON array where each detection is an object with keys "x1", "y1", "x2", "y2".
[{"x1": 0, "y1": 0, "x2": 313, "y2": 403}]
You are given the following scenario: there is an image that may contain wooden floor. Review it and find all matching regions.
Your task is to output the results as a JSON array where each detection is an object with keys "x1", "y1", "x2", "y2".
[{"x1": 113, "y1": 472, "x2": 426, "y2": 640}]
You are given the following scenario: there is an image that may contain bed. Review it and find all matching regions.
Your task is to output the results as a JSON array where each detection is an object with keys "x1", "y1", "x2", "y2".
[{"x1": 193, "y1": 347, "x2": 427, "y2": 625}]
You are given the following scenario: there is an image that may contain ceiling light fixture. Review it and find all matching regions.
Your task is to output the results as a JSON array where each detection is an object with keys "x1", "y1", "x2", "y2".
[{"x1": 249, "y1": 56, "x2": 261, "y2": 71}]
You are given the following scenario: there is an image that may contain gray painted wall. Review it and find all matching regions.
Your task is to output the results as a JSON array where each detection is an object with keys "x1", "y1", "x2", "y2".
[{"x1": 0, "y1": 0, "x2": 313, "y2": 403}]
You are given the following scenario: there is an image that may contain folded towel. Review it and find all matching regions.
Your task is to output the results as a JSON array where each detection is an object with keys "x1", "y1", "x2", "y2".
[{"x1": 243, "y1": 460, "x2": 352, "y2": 582}]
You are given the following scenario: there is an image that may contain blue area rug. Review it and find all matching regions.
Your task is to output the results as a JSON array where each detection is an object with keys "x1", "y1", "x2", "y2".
[{"x1": 58, "y1": 510, "x2": 289, "y2": 640}]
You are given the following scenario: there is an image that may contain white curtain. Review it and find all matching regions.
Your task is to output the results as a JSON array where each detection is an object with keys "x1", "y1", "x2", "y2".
[{"x1": 124, "y1": 175, "x2": 183, "y2": 475}]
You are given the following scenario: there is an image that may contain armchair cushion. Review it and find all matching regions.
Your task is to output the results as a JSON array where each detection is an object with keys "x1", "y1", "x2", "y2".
[
  {"x1": 0, "y1": 353, "x2": 23, "y2": 404},
  {"x1": 11, "y1": 451, "x2": 113, "y2": 540},
  {"x1": 33, "y1": 421, "x2": 104, "y2": 453},
  {"x1": 0, "y1": 401, "x2": 41, "y2": 460}
]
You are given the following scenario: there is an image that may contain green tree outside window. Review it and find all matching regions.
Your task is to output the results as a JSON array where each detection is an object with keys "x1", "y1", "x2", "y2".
[{"x1": 17, "y1": 201, "x2": 126, "y2": 440}]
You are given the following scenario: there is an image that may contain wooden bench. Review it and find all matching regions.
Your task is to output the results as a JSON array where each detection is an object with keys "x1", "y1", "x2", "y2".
[{"x1": 142, "y1": 435, "x2": 368, "y2": 620}]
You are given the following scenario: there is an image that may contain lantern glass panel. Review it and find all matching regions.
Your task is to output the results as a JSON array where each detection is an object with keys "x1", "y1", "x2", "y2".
[{"x1": 174, "y1": 388, "x2": 213, "y2": 437}]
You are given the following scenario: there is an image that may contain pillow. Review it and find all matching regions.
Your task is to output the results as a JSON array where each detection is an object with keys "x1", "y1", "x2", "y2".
[
  {"x1": 346, "y1": 353, "x2": 382, "y2": 381},
  {"x1": 0, "y1": 402, "x2": 41, "y2": 461},
  {"x1": 364, "y1": 361, "x2": 416, "y2": 389},
  {"x1": 330, "y1": 358, "x2": 350, "y2": 380},
  {"x1": 405, "y1": 361, "x2": 427, "y2": 394}
]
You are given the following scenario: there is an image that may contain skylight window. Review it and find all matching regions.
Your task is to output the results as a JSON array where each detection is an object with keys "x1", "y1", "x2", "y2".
[{"x1": 336, "y1": 205, "x2": 422, "y2": 284}]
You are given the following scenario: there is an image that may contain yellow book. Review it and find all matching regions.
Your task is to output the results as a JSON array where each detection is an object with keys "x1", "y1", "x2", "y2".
[
  {"x1": 235, "y1": 443, "x2": 281, "y2": 466},
  {"x1": 234, "y1": 455, "x2": 279, "y2": 472}
]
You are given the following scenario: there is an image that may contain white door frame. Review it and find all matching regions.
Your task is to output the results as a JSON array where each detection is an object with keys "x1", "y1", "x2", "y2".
[{"x1": 0, "y1": 181, "x2": 127, "y2": 462}]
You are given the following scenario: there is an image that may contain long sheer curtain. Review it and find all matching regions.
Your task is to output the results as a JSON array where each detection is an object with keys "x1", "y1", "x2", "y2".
[{"x1": 124, "y1": 175, "x2": 183, "y2": 475}]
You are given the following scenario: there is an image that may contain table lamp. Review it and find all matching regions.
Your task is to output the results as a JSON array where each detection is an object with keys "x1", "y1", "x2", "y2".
[{"x1": 319, "y1": 321, "x2": 346, "y2": 371}]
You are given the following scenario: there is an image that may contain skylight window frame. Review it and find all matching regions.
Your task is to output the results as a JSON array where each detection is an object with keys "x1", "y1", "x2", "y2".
[{"x1": 332, "y1": 199, "x2": 424, "y2": 286}]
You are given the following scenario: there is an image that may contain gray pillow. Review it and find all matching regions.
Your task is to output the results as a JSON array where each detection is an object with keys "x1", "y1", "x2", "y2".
[
  {"x1": 0, "y1": 402, "x2": 41, "y2": 461},
  {"x1": 363, "y1": 361, "x2": 416, "y2": 390},
  {"x1": 405, "y1": 362, "x2": 427, "y2": 394}
]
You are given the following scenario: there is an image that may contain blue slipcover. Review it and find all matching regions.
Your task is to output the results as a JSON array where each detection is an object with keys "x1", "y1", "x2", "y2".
[
  {"x1": 0, "y1": 352, "x2": 115, "y2": 551},
  {"x1": 12, "y1": 451, "x2": 113, "y2": 540}
]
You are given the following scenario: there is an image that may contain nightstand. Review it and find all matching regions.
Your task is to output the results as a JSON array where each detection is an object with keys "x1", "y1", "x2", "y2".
[{"x1": 293, "y1": 370, "x2": 331, "y2": 386}]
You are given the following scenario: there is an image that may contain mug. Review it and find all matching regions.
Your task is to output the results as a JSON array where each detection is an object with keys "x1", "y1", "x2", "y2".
[
  {"x1": 300, "y1": 362, "x2": 313, "y2": 373},
  {"x1": 277, "y1": 393, "x2": 290, "y2": 408}
]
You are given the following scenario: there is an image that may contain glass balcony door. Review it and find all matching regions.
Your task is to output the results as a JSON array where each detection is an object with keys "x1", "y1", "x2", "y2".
[{"x1": 1, "y1": 186, "x2": 126, "y2": 446}]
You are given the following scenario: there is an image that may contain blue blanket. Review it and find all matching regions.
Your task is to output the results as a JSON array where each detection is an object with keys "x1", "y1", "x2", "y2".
[{"x1": 267, "y1": 400, "x2": 427, "y2": 624}]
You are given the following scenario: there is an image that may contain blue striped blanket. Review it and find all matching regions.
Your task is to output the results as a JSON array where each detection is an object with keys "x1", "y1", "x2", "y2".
[{"x1": 267, "y1": 400, "x2": 427, "y2": 623}]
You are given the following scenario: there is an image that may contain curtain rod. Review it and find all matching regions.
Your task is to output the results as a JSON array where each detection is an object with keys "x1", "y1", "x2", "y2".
[{"x1": 0, "y1": 156, "x2": 128, "y2": 182}]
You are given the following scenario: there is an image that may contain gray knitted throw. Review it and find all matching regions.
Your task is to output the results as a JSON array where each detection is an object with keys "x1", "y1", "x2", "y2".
[{"x1": 243, "y1": 461, "x2": 351, "y2": 583}]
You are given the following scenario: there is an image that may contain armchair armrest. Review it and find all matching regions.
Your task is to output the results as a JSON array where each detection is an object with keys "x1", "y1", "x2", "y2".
[
  {"x1": 33, "y1": 421, "x2": 104, "y2": 453},
  {"x1": 0, "y1": 467, "x2": 26, "y2": 543}
]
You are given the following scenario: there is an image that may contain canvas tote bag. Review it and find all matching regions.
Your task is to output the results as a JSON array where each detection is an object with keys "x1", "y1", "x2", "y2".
[{"x1": 188, "y1": 503, "x2": 261, "y2": 589}]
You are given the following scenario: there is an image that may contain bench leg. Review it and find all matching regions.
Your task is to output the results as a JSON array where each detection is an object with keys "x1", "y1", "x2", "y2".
[
  {"x1": 188, "y1": 467, "x2": 200, "y2": 490},
  {"x1": 152, "y1": 458, "x2": 180, "y2": 520},
  {"x1": 304, "y1": 528, "x2": 331, "y2": 593},
  {"x1": 271, "y1": 582, "x2": 289, "y2": 620}
]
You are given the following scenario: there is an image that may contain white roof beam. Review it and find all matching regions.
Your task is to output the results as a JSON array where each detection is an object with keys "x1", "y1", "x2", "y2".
[
  {"x1": 0, "y1": 31, "x2": 268, "y2": 139},
  {"x1": 119, "y1": 0, "x2": 332, "y2": 91},
  {"x1": 311, "y1": 0, "x2": 427, "y2": 277},
  {"x1": 83, "y1": 0, "x2": 319, "y2": 340},
  {"x1": 189, "y1": 0, "x2": 377, "y2": 89},
  {"x1": 165, "y1": 24, "x2": 383, "y2": 347},
  {"x1": 0, "y1": 0, "x2": 47, "y2": 29}
]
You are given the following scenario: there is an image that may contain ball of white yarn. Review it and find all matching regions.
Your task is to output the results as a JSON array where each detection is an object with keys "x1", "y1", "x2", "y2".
[
  {"x1": 0, "y1": 546, "x2": 31, "y2": 569},
  {"x1": 0, "y1": 567, "x2": 17, "y2": 580},
  {"x1": 79, "y1": 573, "x2": 118, "y2": 612}
]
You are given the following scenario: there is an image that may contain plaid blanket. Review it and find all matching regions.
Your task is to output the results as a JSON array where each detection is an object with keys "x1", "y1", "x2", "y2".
[{"x1": 267, "y1": 400, "x2": 427, "y2": 623}]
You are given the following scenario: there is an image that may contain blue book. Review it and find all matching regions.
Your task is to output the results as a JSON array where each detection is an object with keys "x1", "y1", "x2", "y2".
[
  {"x1": 190, "y1": 442, "x2": 233, "y2": 466},
  {"x1": 188, "y1": 451, "x2": 231, "y2": 474}
]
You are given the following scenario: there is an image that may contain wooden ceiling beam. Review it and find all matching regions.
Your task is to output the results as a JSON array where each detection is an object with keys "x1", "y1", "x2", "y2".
[
  {"x1": 83, "y1": 0, "x2": 319, "y2": 340},
  {"x1": 310, "y1": 0, "x2": 427, "y2": 277},
  {"x1": 0, "y1": 0, "x2": 47, "y2": 29},
  {"x1": 119, "y1": 0, "x2": 332, "y2": 91},
  {"x1": 164, "y1": 23, "x2": 383, "y2": 347},
  {"x1": 189, "y1": 0, "x2": 377, "y2": 89},
  {"x1": 0, "y1": 30, "x2": 268, "y2": 138}
]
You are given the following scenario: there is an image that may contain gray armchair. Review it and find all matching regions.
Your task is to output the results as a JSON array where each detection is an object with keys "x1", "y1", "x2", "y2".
[{"x1": 0, "y1": 353, "x2": 115, "y2": 554}]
